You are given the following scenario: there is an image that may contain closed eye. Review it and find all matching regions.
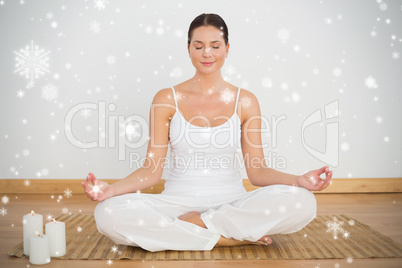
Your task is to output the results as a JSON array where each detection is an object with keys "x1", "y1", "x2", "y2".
[{"x1": 195, "y1": 47, "x2": 220, "y2": 50}]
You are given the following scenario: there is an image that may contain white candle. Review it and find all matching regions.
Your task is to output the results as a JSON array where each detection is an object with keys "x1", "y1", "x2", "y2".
[
  {"x1": 29, "y1": 232, "x2": 51, "y2": 265},
  {"x1": 23, "y1": 211, "x2": 43, "y2": 255},
  {"x1": 45, "y1": 219, "x2": 66, "y2": 257}
]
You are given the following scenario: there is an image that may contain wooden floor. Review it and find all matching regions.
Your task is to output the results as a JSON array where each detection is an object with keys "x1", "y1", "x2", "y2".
[{"x1": 1, "y1": 193, "x2": 401, "y2": 268}]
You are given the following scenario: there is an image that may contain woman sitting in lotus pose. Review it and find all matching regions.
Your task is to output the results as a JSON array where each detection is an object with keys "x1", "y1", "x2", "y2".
[{"x1": 82, "y1": 13, "x2": 333, "y2": 252}]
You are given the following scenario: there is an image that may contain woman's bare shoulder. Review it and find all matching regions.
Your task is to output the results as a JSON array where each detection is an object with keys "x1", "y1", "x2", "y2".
[
  {"x1": 237, "y1": 88, "x2": 261, "y2": 124},
  {"x1": 171, "y1": 80, "x2": 192, "y2": 92},
  {"x1": 236, "y1": 86, "x2": 253, "y2": 96},
  {"x1": 149, "y1": 88, "x2": 177, "y2": 118},
  {"x1": 152, "y1": 87, "x2": 175, "y2": 104},
  {"x1": 238, "y1": 88, "x2": 259, "y2": 106}
]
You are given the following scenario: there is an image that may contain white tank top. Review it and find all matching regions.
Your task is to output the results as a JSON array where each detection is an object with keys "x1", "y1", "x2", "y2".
[{"x1": 162, "y1": 86, "x2": 247, "y2": 200}]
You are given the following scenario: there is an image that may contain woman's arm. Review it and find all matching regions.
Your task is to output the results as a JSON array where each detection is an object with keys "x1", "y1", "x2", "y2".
[
  {"x1": 240, "y1": 90, "x2": 332, "y2": 191},
  {"x1": 82, "y1": 88, "x2": 175, "y2": 201},
  {"x1": 247, "y1": 165, "x2": 333, "y2": 191}
]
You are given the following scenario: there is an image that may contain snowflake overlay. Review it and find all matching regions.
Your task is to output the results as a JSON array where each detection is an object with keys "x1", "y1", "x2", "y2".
[
  {"x1": 365, "y1": 76, "x2": 378, "y2": 89},
  {"x1": 1, "y1": 195, "x2": 9, "y2": 205},
  {"x1": 42, "y1": 84, "x2": 58, "y2": 101},
  {"x1": 90, "y1": 21, "x2": 101, "y2": 33},
  {"x1": 64, "y1": 189, "x2": 72, "y2": 198},
  {"x1": 0, "y1": 207, "x2": 7, "y2": 216},
  {"x1": 224, "y1": 65, "x2": 236, "y2": 76},
  {"x1": 13, "y1": 40, "x2": 51, "y2": 88},
  {"x1": 278, "y1": 28, "x2": 290, "y2": 44},
  {"x1": 94, "y1": 0, "x2": 108, "y2": 10},
  {"x1": 220, "y1": 88, "x2": 235, "y2": 104},
  {"x1": 121, "y1": 122, "x2": 141, "y2": 142},
  {"x1": 326, "y1": 216, "x2": 350, "y2": 240},
  {"x1": 240, "y1": 96, "x2": 252, "y2": 108}
]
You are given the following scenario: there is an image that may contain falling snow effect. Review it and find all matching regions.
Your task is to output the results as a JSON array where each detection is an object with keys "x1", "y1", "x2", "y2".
[
  {"x1": 333, "y1": 68, "x2": 342, "y2": 77},
  {"x1": 106, "y1": 55, "x2": 116, "y2": 64},
  {"x1": 49, "y1": 132, "x2": 58, "y2": 142},
  {"x1": 240, "y1": 96, "x2": 252, "y2": 108},
  {"x1": 42, "y1": 83, "x2": 58, "y2": 101},
  {"x1": 262, "y1": 78, "x2": 273, "y2": 88},
  {"x1": 341, "y1": 142, "x2": 350, "y2": 152},
  {"x1": 170, "y1": 67, "x2": 183, "y2": 78},
  {"x1": 94, "y1": 0, "x2": 108, "y2": 10},
  {"x1": 89, "y1": 21, "x2": 101, "y2": 33},
  {"x1": 278, "y1": 28, "x2": 290, "y2": 43},
  {"x1": 122, "y1": 122, "x2": 141, "y2": 142},
  {"x1": 51, "y1": 21, "x2": 58, "y2": 29},
  {"x1": 224, "y1": 65, "x2": 236, "y2": 76},
  {"x1": 220, "y1": 88, "x2": 235, "y2": 104},
  {"x1": 326, "y1": 216, "x2": 350, "y2": 240},
  {"x1": 0, "y1": 207, "x2": 7, "y2": 216},
  {"x1": 13, "y1": 40, "x2": 51, "y2": 88},
  {"x1": 0, "y1": 1, "x2": 400, "y2": 193},
  {"x1": 17, "y1": 90, "x2": 25, "y2": 98},
  {"x1": 81, "y1": 109, "x2": 92, "y2": 118},
  {"x1": 365, "y1": 76, "x2": 378, "y2": 89},
  {"x1": 43, "y1": 169, "x2": 50, "y2": 176},
  {"x1": 324, "y1": 17, "x2": 332, "y2": 25},
  {"x1": 64, "y1": 189, "x2": 72, "y2": 198},
  {"x1": 46, "y1": 12, "x2": 54, "y2": 20},
  {"x1": 1, "y1": 195, "x2": 9, "y2": 205}
]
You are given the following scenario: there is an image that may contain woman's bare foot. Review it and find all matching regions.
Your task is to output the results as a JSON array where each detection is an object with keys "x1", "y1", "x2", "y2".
[
  {"x1": 217, "y1": 235, "x2": 272, "y2": 247},
  {"x1": 178, "y1": 211, "x2": 207, "y2": 228},
  {"x1": 178, "y1": 211, "x2": 273, "y2": 247}
]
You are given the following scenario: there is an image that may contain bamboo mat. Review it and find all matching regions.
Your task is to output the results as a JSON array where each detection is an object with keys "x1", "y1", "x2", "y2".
[{"x1": 8, "y1": 214, "x2": 402, "y2": 260}]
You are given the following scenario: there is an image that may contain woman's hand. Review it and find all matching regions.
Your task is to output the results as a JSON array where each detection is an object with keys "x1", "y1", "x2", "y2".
[
  {"x1": 81, "y1": 173, "x2": 114, "y2": 202},
  {"x1": 296, "y1": 166, "x2": 333, "y2": 191}
]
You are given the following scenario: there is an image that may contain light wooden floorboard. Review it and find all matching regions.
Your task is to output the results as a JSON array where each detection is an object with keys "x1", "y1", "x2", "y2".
[{"x1": 0, "y1": 193, "x2": 401, "y2": 268}]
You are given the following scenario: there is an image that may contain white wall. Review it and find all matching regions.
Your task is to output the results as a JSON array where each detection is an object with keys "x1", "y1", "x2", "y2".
[{"x1": 0, "y1": 0, "x2": 401, "y2": 180}]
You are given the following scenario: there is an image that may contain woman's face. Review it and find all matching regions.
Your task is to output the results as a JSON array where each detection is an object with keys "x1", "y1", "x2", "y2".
[{"x1": 188, "y1": 25, "x2": 229, "y2": 75}]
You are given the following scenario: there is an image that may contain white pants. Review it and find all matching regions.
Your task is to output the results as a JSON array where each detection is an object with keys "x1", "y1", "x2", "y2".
[{"x1": 94, "y1": 185, "x2": 317, "y2": 252}]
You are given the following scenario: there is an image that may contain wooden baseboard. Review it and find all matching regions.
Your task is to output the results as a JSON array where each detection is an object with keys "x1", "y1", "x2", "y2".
[{"x1": 0, "y1": 178, "x2": 401, "y2": 194}]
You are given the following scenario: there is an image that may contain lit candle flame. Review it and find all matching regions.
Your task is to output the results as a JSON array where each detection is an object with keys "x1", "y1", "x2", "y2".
[
  {"x1": 52, "y1": 218, "x2": 57, "y2": 223},
  {"x1": 31, "y1": 210, "x2": 35, "y2": 216},
  {"x1": 35, "y1": 231, "x2": 41, "y2": 237}
]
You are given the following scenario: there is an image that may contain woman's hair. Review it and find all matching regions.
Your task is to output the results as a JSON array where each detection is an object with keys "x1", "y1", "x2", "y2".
[{"x1": 187, "y1": 13, "x2": 229, "y2": 45}]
